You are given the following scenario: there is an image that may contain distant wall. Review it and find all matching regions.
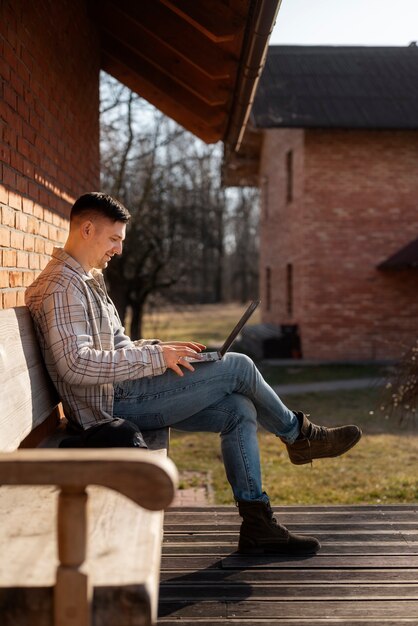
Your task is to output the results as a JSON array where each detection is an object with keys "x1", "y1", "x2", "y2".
[
  {"x1": 259, "y1": 127, "x2": 418, "y2": 361},
  {"x1": 259, "y1": 127, "x2": 305, "y2": 325},
  {"x1": 0, "y1": 0, "x2": 100, "y2": 308}
]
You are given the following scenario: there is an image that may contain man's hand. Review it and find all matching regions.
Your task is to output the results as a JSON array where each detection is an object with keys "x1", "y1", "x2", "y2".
[{"x1": 161, "y1": 341, "x2": 206, "y2": 377}]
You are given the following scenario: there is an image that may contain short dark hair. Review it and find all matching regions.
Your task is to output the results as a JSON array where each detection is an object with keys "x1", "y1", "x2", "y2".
[{"x1": 70, "y1": 192, "x2": 131, "y2": 223}]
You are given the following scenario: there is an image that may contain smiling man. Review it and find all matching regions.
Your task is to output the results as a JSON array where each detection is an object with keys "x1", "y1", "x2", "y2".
[{"x1": 26, "y1": 192, "x2": 362, "y2": 556}]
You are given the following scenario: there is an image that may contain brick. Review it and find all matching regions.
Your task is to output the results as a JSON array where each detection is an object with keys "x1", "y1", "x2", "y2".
[
  {"x1": 27, "y1": 215, "x2": 38, "y2": 234},
  {"x1": 29, "y1": 253, "x2": 40, "y2": 269},
  {"x1": 1, "y1": 205, "x2": 15, "y2": 227},
  {"x1": 0, "y1": 227, "x2": 11, "y2": 247},
  {"x1": 0, "y1": 54, "x2": 11, "y2": 82},
  {"x1": 23, "y1": 233, "x2": 35, "y2": 251},
  {"x1": 15, "y1": 176, "x2": 28, "y2": 196},
  {"x1": 39, "y1": 221, "x2": 49, "y2": 238},
  {"x1": 17, "y1": 136, "x2": 30, "y2": 159},
  {"x1": 0, "y1": 143, "x2": 11, "y2": 166},
  {"x1": 2, "y1": 291, "x2": 18, "y2": 309},
  {"x1": 8, "y1": 190, "x2": 22, "y2": 210},
  {"x1": 10, "y1": 149, "x2": 24, "y2": 172},
  {"x1": 22, "y1": 197, "x2": 34, "y2": 214},
  {"x1": 3, "y1": 249, "x2": 17, "y2": 267},
  {"x1": 2, "y1": 165, "x2": 16, "y2": 188},
  {"x1": 9, "y1": 271, "x2": 22, "y2": 288},
  {"x1": 44, "y1": 240, "x2": 54, "y2": 255},
  {"x1": 34, "y1": 237, "x2": 45, "y2": 254},
  {"x1": 39, "y1": 255, "x2": 49, "y2": 270},
  {"x1": 23, "y1": 270, "x2": 35, "y2": 287},
  {"x1": 15, "y1": 211, "x2": 28, "y2": 231},
  {"x1": 0, "y1": 184, "x2": 8, "y2": 204},
  {"x1": 0, "y1": 271, "x2": 9, "y2": 289},
  {"x1": 16, "y1": 290, "x2": 25, "y2": 306},
  {"x1": 16, "y1": 251, "x2": 29, "y2": 268},
  {"x1": 33, "y1": 202, "x2": 44, "y2": 220},
  {"x1": 10, "y1": 230, "x2": 24, "y2": 248},
  {"x1": 3, "y1": 83, "x2": 17, "y2": 109}
]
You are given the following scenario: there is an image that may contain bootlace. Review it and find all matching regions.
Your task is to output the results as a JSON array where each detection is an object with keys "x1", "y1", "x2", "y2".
[
  {"x1": 265, "y1": 501, "x2": 277, "y2": 524},
  {"x1": 307, "y1": 422, "x2": 328, "y2": 441},
  {"x1": 265, "y1": 501, "x2": 289, "y2": 535}
]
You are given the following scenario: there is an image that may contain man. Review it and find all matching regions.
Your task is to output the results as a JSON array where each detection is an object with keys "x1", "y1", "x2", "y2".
[{"x1": 26, "y1": 192, "x2": 362, "y2": 556}]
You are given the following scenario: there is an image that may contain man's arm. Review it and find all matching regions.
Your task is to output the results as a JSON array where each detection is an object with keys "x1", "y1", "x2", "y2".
[{"x1": 41, "y1": 291, "x2": 167, "y2": 386}]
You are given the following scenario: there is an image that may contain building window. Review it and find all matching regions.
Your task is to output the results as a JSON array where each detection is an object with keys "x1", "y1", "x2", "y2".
[
  {"x1": 266, "y1": 266, "x2": 271, "y2": 311},
  {"x1": 262, "y1": 176, "x2": 269, "y2": 220},
  {"x1": 286, "y1": 150, "x2": 293, "y2": 203},
  {"x1": 286, "y1": 263, "x2": 293, "y2": 317}
]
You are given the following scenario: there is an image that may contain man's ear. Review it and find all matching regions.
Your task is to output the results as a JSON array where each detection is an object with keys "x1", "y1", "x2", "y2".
[{"x1": 80, "y1": 220, "x2": 95, "y2": 240}]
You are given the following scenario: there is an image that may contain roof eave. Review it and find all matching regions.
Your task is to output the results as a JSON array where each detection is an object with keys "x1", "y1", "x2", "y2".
[{"x1": 223, "y1": 0, "x2": 282, "y2": 151}]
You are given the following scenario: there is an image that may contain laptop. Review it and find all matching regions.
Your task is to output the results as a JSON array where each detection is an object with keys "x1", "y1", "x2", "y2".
[{"x1": 186, "y1": 300, "x2": 260, "y2": 363}]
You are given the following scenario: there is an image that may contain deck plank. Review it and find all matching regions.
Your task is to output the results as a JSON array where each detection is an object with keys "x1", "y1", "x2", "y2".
[{"x1": 158, "y1": 505, "x2": 418, "y2": 624}]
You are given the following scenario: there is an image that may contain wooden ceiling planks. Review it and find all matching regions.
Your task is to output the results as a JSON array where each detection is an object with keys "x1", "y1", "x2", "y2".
[
  {"x1": 160, "y1": 0, "x2": 243, "y2": 43},
  {"x1": 96, "y1": 0, "x2": 280, "y2": 147}
]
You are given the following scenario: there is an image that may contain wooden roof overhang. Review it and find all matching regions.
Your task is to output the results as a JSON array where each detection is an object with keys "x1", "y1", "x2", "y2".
[
  {"x1": 93, "y1": 0, "x2": 281, "y2": 150},
  {"x1": 378, "y1": 236, "x2": 418, "y2": 270}
]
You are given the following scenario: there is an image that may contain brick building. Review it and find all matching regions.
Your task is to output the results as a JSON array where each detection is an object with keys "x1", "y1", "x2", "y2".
[
  {"x1": 0, "y1": 0, "x2": 280, "y2": 309},
  {"x1": 224, "y1": 45, "x2": 418, "y2": 361}
]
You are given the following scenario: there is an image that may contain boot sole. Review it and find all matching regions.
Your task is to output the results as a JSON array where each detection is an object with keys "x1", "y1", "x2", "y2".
[{"x1": 289, "y1": 428, "x2": 362, "y2": 465}]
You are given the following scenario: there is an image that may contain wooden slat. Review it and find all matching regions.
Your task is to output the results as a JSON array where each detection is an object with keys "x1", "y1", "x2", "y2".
[
  {"x1": 160, "y1": 0, "x2": 243, "y2": 43},
  {"x1": 100, "y1": 5, "x2": 229, "y2": 106},
  {"x1": 158, "y1": 599, "x2": 418, "y2": 619},
  {"x1": 168, "y1": 505, "x2": 418, "y2": 511},
  {"x1": 158, "y1": 621, "x2": 418, "y2": 626},
  {"x1": 164, "y1": 511, "x2": 418, "y2": 524},
  {"x1": 160, "y1": 582, "x2": 418, "y2": 600},
  {"x1": 159, "y1": 505, "x2": 418, "y2": 622},
  {"x1": 164, "y1": 544, "x2": 418, "y2": 556},
  {"x1": 160, "y1": 567, "x2": 418, "y2": 584},
  {"x1": 164, "y1": 531, "x2": 418, "y2": 543},
  {"x1": 102, "y1": 51, "x2": 224, "y2": 144},
  {"x1": 225, "y1": 601, "x2": 418, "y2": 619},
  {"x1": 103, "y1": 0, "x2": 236, "y2": 79},
  {"x1": 164, "y1": 524, "x2": 418, "y2": 534},
  {"x1": 161, "y1": 553, "x2": 418, "y2": 570},
  {"x1": 0, "y1": 307, "x2": 59, "y2": 451}
]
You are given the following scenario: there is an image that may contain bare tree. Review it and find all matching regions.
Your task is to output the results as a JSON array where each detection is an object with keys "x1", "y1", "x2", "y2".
[
  {"x1": 224, "y1": 187, "x2": 260, "y2": 302},
  {"x1": 100, "y1": 73, "x2": 229, "y2": 337}
]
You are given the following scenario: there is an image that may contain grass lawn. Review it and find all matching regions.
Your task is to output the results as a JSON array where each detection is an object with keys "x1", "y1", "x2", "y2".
[
  {"x1": 170, "y1": 386, "x2": 418, "y2": 505},
  {"x1": 142, "y1": 302, "x2": 261, "y2": 347},
  {"x1": 143, "y1": 303, "x2": 417, "y2": 505}
]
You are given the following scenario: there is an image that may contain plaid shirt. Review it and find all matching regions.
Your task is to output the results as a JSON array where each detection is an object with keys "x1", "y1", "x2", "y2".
[{"x1": 25, "y1": 247, "x2": 166, "y2": 429}]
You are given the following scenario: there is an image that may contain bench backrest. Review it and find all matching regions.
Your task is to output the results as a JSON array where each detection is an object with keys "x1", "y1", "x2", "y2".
[{"x1": 0, "y1": 306, "x2": 60, "y2": 452}]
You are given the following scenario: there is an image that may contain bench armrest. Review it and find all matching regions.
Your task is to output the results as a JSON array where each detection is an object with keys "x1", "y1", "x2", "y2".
[{"x1": 0, "y1": 448, "x2": 178, "y2": 510}]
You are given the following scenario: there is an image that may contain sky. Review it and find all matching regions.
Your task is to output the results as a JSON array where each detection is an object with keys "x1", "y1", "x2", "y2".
[{"x1": 270, "y1": 0, "x2": 418, "y2": 46}]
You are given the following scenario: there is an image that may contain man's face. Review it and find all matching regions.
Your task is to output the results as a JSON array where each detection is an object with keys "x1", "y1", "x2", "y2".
[{"x1": 86, "y1": 218, "x2": 126, "y2": 270}]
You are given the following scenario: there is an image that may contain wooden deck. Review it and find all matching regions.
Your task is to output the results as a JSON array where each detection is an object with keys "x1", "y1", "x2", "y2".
[{"x1": 158, "y1": 505, "x2": 418, "y2": 625}]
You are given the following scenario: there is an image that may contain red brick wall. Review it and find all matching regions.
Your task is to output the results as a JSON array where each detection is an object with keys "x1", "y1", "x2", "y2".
[
  {"x1": 0, "y1": 0, "x2": 100, "y2": 308},
  {"x1": 259, "y1": 128, "x2": 305, "y2": 324},
  {"x1": 260, "y1": 128, "x2": 418, "y2": 361}
]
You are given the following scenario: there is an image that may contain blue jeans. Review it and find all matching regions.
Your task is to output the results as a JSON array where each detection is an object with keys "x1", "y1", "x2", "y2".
[{"x1": 113, "y1": 352, "x2": 299, "y2": 502}]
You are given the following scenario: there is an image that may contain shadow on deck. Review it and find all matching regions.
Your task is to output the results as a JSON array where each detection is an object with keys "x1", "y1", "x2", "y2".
[{"x1": 158, "y1": 505, "x2": 418, "y2": 625}]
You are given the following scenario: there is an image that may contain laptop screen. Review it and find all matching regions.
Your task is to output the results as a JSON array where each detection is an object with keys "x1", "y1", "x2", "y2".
[{"x1": 219, "y1": 300, "x2": 260, "y2": 356}]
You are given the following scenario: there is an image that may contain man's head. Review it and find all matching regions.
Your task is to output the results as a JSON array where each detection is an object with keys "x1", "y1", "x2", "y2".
[
  {"x1": 66, "y1": 192, "x2": 131, "y2": 272},
  {"x1": 70, "y1": 192, "x2": 131, "y2": 225}
]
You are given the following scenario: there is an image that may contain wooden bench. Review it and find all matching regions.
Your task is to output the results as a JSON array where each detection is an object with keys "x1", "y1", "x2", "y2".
[{"x1": 0, "y1": 306, "x2": 178, "y2": 626}]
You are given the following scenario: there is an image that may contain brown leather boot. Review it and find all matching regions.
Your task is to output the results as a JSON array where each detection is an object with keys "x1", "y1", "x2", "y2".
[
  {"x1": 237, "y1": 498, "x2": 320, "y2": 555},
  {"x1": 283, "y1": 412, "x2": 362, "y2": 465}
]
